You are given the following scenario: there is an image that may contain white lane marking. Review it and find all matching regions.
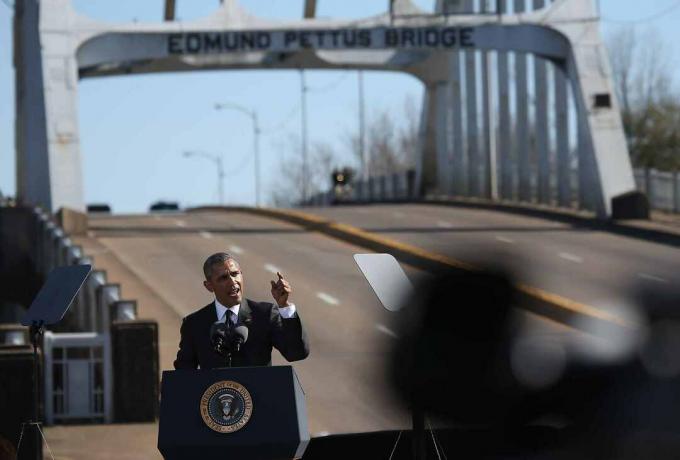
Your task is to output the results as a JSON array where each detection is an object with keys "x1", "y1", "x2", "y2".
[
  {"x1": 229, "y1": 245, "x2": 244, "y2": 255},
  {"x1": 558, "y1": 252, "x2": 583, "y2": 264},
  {"x1": 316, "y1": 431, "x2": 330, "y2": 437},
  {"x1": 495, "y1": 236, "x2": 515, "y2": 244},
  {"x1": 316, "y1": 292, "x2": 339, "y2": 305},
  {"x1": 264, "y1": 263, "x2": 281, "y2": 274},
  {"x1": 174, "y1": 220, "x2": 186, "y2": 227},
  {"x1": 437, "y1": 221, "x2": 454, "y2": 228},
  {"x1": 376, "y1": 324, "x2": 399, "y2": 338},
  {"x1": 199, "y1": 231, "x2": 213, "y2": 239},
  {"x1": 638, "y1": 273, "x2": 669, "y2": 284},
  {"x1": 392, "y1": 211, "x2": 406, "y2": 218}
]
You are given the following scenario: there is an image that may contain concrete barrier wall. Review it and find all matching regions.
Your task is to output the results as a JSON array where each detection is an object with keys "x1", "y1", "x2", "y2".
[
  {"x1": 55, "y1": 207, "x2": 88, "y2": 236},
  {"x1": 0, "y1": 205, "x2": 159, "y2": 426}
]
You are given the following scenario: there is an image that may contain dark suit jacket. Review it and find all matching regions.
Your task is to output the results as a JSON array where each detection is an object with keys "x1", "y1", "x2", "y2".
[{"x1": 173, "y1": 299, "x2": 309, "y2": 369}]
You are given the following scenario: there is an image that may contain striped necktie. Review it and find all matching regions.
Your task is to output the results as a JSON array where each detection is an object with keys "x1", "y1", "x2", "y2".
[{"x1": 225, "y1": 309, "x2": 236, "y2": 328}]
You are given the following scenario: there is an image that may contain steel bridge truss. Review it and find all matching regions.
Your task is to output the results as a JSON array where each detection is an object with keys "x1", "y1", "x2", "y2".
[{"x1": 14, "y1": 0, "x2": 645, "y2": 218}]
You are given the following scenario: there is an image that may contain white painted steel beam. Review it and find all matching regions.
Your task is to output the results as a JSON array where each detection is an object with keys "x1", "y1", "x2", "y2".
[
  {"x1": 555, "y1": 64, "x2": 571, "y2": 207},
  {"x1": 515, "y1": 0, "x2": 531, "y2": 202},
  {"x1": 534, "y1": 0, "x2": 550, "y2": 204},
  {"x1": 497, "y1": 0, "x2": 513, "y2": 199},
  {"x1": 435, "y1": 82, "x2": 452, "y2": 194},
  {"x1": 304, "y1": 0, "x2": 317, "y2": 18},
  {"x1": 15, "y1": 0, "x2": 639, "y2": 218},
  {"x1": 450, "y1": 51, "x2": 466, "y2": 195},
  {"x1": 481, "y1": 0, "x2": 494, "y2": 199},
  {"x1": 164, "y1": 0, "x2": 176, "y2": 21}
]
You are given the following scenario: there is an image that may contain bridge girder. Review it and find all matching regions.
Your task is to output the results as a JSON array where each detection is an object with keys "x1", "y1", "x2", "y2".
[{"x1": 14, "y1": 0, "x2": 642, "y2": 219}]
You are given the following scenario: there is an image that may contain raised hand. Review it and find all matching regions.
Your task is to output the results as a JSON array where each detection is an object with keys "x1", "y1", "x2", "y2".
[{"x1": 270, "y1": 272, "x2": 292, "y2": 307}]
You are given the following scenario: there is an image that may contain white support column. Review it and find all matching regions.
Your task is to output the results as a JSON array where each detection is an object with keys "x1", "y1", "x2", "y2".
[
  {"x1": 450, "y1": 51, "x2": 466, "y2": 195},
  {"x1": 577, "y1": 114, "x2": 592, "y2": 210},
  {"x1": 435, "y1": 82, "x2": 452, "y2": 194},
  {"x1": 552, "y1": 0, "x2": 640, "y2": 217},
  {"x1": 497, "y1": 1, "x2": 513, "y2": 199},
  {"x1": 555, "y1": 65, "x2": 571, "y2": 207},
  {"x1": 514, "y1": 0, "x2": 531, "y2": 202},
  {"x1": 481, "y1": 1, "x2": 495, "y2": 199},
  {"x1": 15, "y1": 0, "x2": 52, "y2": 210},
  {"x1": 534, "y1": 0, "x2": 550, "y2": 203},
  {"x1": 465, "y1": 51, "x2": 480, "y2": 196},
  {"x1": 416, "y1": 86, "x2": 438, "y2": 196},
  {"x1": 16, "y1": 0, "x2": 85, "y2": 212},
  {"x1": 464, "y1": 0, "x2": 479, "y2": 197}
]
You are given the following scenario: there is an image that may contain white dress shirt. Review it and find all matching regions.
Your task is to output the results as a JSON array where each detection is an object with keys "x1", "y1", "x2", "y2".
[{"x1": 214, "y1": 298, "x2": 297, "y2": 321}]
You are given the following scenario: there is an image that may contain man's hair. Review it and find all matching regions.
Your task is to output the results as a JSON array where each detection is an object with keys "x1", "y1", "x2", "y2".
[{"x1": 203, "y1": 252, "x2": 236, "y2": 279}]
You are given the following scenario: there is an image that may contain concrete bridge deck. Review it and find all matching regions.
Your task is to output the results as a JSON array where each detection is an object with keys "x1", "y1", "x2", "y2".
[{"x1": 41, "y1": 206, "x2": 679, "y2": 458}]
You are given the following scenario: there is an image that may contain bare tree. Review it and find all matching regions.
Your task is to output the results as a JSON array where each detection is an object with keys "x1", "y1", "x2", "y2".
[
  {"x1": 608, "y1": 27, "x2": 673, "y2": 111},
  {"x1": 346, "y1": 95, "x2": 420, "y2": 177},
  {"x1": 608, "y1": 27, "x2": 637, "y2": 117},
  {"x1": 607, "y1": 27, "x2": 679, "y2": 170},
  {"x1": 268, "y1": 136, "x2": 339, "y2": 206}
]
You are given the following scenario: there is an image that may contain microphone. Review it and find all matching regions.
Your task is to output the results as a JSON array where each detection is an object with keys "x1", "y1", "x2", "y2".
[
  {"x1": 210, "y1": 322, "x2": 230, "y2": 356},
  {"x1": 231, "y1": 325, "x2": 248, "y2": 352}
]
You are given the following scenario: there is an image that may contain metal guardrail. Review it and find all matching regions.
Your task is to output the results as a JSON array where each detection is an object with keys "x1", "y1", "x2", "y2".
[
  {"x1": 307, "y1": 168, "x2": 680, "y2": 215},
  {"x1": 634, "y1": 169, "x2": 680, "y2": 214}
]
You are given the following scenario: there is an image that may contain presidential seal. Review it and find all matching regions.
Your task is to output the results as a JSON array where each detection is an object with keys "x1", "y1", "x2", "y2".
[{"x1": 200, "y1": 381, "x2": 253, "y2": 433}]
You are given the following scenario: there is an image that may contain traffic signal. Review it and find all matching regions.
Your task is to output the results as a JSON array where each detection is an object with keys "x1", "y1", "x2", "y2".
[{"x1": 331, "y1": 167, "x2": 354, "y2": 186}]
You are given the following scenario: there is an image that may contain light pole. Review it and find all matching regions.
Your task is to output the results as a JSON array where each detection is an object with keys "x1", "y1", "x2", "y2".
[
  {"x1": 300, "y1": 69, "x2": 309, "y2": 204},
  {"x1": 358, "y1": 70, "x2": 367, "y2": 181},
  {"x1": 183, "y1": 150, "x2": 225, "y2": 204},
  {"x1": 214, "y1": 103, "x2": 261, "y2": 207}
]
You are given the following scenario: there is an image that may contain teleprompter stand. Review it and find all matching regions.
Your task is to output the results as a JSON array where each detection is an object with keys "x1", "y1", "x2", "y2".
[
  {"x1": 18, "y1": 264, "x2": 91, "y2": 459},
  {"x1": 353, "y1": 254, "x2": 428, "y2": 460}
]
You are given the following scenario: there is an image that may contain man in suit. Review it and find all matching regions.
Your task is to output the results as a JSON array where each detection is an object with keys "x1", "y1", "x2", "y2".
[{"x1": 173, "y1": 252, "x2": 309, "y2": 369}]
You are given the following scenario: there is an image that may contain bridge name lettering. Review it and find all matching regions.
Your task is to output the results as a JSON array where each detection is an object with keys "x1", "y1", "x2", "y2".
[{"x1": 167, "y1": 27, "x2": 475, "y2": 55}]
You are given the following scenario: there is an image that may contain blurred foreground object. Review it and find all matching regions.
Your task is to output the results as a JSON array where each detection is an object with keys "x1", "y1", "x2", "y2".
[{"x1": 389, "y1": 267, "x2": 680, "y2": 459}]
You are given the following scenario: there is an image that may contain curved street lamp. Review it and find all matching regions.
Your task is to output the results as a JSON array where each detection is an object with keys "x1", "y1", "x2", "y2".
[
  {"x1": 214, "y1": 102, "x2": 261, "y2": 207},
  {"x1": 183, "y1": 150, "x2": 225, "y2": 205}
]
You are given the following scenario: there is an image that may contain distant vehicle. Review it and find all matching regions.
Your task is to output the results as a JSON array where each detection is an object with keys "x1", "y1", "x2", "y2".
[
  {"x1": 86, "y1": 203, "x2": 111, "y2": 213},
  {"x1": 331, "y1": 167, "x2": 355, "y2": 204},
  {"x1": 149, "y1": 201, "x2": 180, "y2": 212}
]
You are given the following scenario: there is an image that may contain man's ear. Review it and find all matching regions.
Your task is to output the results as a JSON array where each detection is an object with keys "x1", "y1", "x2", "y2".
[{"x1": 203, "y1": 279, "x2": 214, "y2": 293}]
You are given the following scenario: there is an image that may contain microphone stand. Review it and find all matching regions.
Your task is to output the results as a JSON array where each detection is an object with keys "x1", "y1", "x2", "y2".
[{"x1": 17, "y1": 321, "x2": 45, "y2": 456}]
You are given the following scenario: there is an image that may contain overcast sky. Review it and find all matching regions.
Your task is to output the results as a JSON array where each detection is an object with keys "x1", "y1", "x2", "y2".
[{"x1": 0, "y1": 0, "x2": 678, "y2": 212}]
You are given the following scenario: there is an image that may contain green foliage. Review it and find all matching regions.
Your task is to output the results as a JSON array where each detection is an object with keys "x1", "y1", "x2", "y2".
[
  {"x1": 624, "y1": 100, "x2": 680, "y2": 171},
  {"x1": 608, "y1": 26, "x2": 680, "y2": 171}
]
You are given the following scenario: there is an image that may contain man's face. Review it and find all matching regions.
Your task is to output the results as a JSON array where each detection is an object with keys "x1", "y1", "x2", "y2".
[{"x1": 204, "y1": 258, "x2": 244, "y2": 307}]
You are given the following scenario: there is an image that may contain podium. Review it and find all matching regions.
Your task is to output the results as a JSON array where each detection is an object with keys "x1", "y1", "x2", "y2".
[{"x1": 158, "y1": 365, "x2": 309, "y2": 460}]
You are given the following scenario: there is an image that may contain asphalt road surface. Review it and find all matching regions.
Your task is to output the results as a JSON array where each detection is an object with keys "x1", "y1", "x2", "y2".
[
  {"x1": 88, "y1": 210, "x2": 414, "y2": 436},
  {"x1": 84, "y1": 209, "x2": 592, "y2": 438},
  {"x1": 304, "y1": 204, "x2": 680, "y2": 322}
]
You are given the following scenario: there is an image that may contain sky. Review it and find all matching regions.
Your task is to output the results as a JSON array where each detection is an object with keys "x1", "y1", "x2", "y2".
[{"x1": 0, "y1": 0, "x2": 679, "y2": 212}]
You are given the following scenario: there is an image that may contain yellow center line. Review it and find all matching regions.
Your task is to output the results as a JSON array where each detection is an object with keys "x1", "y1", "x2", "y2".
[{"x1": 194, "y1": 206, "x2": 636, "y2": 330}]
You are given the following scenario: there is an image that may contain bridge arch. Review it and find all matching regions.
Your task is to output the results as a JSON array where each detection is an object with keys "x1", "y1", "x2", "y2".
[{"x1": 14, "y1": 0, "x2": 642, "y2": 218}]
